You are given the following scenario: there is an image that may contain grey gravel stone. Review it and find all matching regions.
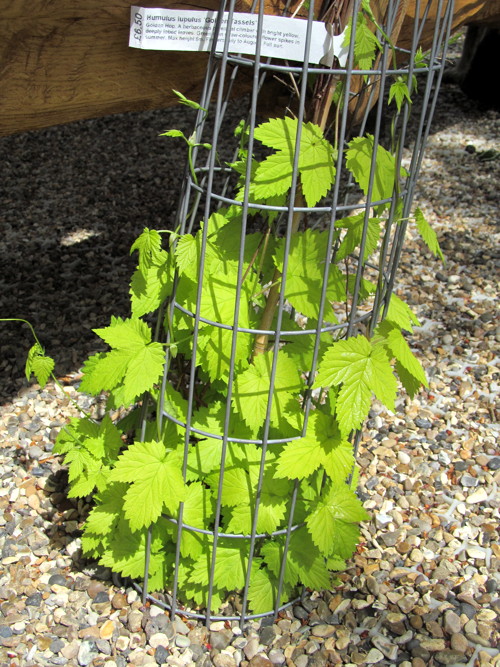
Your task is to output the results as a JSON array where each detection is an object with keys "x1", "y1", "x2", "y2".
[
  {"x1": 487, "y1": 457, "x2": 500, "y2": 470},
  {"x1": 155, "y1": 645, "x2": 169, "y2": 664},
  {"x1": 77, "y1": 641, "x2": 99, "y2": 666}
]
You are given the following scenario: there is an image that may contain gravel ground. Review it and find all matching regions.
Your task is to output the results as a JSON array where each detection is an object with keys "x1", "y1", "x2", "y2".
[{"x1": 1, "y1": 53, "x2": 499, "y2": 667}]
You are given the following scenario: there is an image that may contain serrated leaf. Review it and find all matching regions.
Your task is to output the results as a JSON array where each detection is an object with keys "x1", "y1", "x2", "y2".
[
  {"x1": 191, "y1": 540, "x2": 249, "y2": 592},
  {"x1": 274, "y1": 229, "x2": 345, "y2": 320},
  {"x1": 84, "y1": 482, "x2": 128, "y2": 536},
  {"x1": 389, "y1": 77, "x2": 412, "y2": 112},
  {"x1": 344, "y1": 11, "x2": 381, "y2": 71},
  {"x1": 253, "y1": 117, "x2": 336, "y2": 207},
  {"x1": 335, "y1": 213, "x2": 381, "y2": 263},
  {"x1": 275, "y1": 432, "x2": 325, "y2": 480},
  {"x1": 306, "y1": 486, "x2": 369, "y2": 557},
  {"x1": 232, "y1": 351, "x2": 302, "y2": 432},
  {"x1": 377, "y1": 321, "x2": 427, "y2": 388},
  {"x1": 54, "y1": 417, "x2": 99, "y2": 455},
  {"x1": 175, "y1": 233, "x2": 199, "y2": 280},
  {"x1": 122, "y1": 341, "x2": 165, "y2": 404},
  {"x1": 179, "y1": 482, "x2": 214, "y2": 559},
  {"x1": 93, "y1": 317, "x2": 151, "y2": 351},
  {"x1": 30, "y1": 353, "x2": 55, "y2": 388},
  {"x1": 247, "y1": 565, "x2": 279, "y2": 614},
  {"x1": 346, "y1": 134, "x2": 406, "y2": 206},
  {"x1": 130, "y1": 254, "x2": 171, "y2": 318},
  {"x1": 288, "y1": 530, "x2": 331, "y2": 591},
  {"x1": 25, "y1": 343, "x2": 42, "y2": 382},
  {"x1": 275, "y1": 410, "x2": 353, "y2": 485},
  {"x1": 80, "y1": 349, "x2": 130, "y2": 396},
  {"x1": 130, "y1": 228, "x2": 164, "y2": 272},
  {"x1": 99, "y1": 520, "x2": 165, "y2": 580},
  {"x1": 395, "y1": 360, "x2": 424, "y2": 398},
  {"x1": 414, "y1": 208, "x2": 444, "y2": 261},
  {"x1": 385, "y1": 293, "x2": 420, "y2": 332},
  {"x1": 108, "y1": 441, "x2": 185, "y2": 531},
  {"x1": 64, "y1": 448, "x2": 97, "y2": 482},
  {"x1": 314, "y1": 336, "x2": 397, "y2": 435},
  {"x1": 197, "y1": 326, "x2": 252, "y2": 383},
  {"x1": 261, "y1": 540, "x2": 298, "y2": 585}
]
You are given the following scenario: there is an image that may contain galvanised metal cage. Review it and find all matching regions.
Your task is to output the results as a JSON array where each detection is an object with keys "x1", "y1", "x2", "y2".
[{"x1": 137, "y1": 0, "x2": 454, "y2": 626}]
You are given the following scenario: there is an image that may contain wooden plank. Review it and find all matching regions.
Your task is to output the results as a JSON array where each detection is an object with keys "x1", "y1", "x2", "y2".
[
  {"x1": 0, "y1": 1, "x2": 230, "y2": 136},
  {"x1": 1, "y1": 0, "x2": 499, "y2": 136}
]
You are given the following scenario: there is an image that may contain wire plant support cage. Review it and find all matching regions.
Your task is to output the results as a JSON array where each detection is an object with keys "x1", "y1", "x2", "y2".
[{"x1": 137, "y1": 0, "x2": 454, "y2": 626}]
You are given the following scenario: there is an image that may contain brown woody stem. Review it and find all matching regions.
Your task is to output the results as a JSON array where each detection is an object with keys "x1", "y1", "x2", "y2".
[{"x1": 252, "y1": 193, "x2": 305, "y2": 356}]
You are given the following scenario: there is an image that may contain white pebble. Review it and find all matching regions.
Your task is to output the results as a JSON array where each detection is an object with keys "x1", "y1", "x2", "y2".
[
  {"x1": 398, "y1": 451, "x2": 411, "y2": 465},
  {"x1": 466, "y1": 488, "x2": 488, "y2": 504}
]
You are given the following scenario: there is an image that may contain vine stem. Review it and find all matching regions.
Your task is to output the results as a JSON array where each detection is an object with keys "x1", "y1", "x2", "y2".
[
  {"x1": 252, "y1": 194, "x2": 304, "y2": 356},
  {"x1": 252, "y1": 75, "x2": 340, "y2": 357}
]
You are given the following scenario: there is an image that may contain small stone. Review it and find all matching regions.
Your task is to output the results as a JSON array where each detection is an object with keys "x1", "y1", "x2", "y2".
[
  {"x1": 211, "y1": 628, "x2": 234, "y2": 651},
  {"x1": 155, "y1": 645, "x2": 169, "y2": 665},
  {"x1": 366, "y1": 575, "x2": 380, "y2": 596},
  {"x1": 365, "y1": 648, "x2": 384, "y2": 664},
  {"x1": 48, "y1": 574, "x2": 68, "y2": 587},
  {"x1": 311, "y1": 623, "x2": 336, "y2": 638},
  {"x1": 61, "y1": 640, "x2": 80, "y2": 660},
  {"x1": 115, "y1": 636, "x2": 130, "y2": 651},
  {"x1": 487, "y1": 457, "x2": 500, "y2": 471},
  {"x1": 260, "y1": 625, "x2": 276, "y2": 646},
  {"x1": 460, "y1": 603, "x2": 477, "y2": 619},
  {"x1": 111, "y1": 592, "x2": 127, "y2": 609},
  {"x1": 426, "y1": 620, "x2": 444, "y2": 638},
  {"x1": 173, "y1": 617, "x2": 190, "y2": 635},
  {"x1": 444, "y1": 610, "x2": 462, "y2": 635},
  {"x1": 435, "y1": 650, "x2": 468, "y2": 664},
  {"x1": 99, "y1": 620, "x2": 116, "y2": 640},
  {"x1": 248, "y1": 655, "x2": 274, "y2": 667},
  {"x1": 0, "y1": 626, "x2": 13, "y2": 638},
  {"x1": 371, "y1": 635, "x2": 398, "y2": 660},
  {"x1": 412, "y1": 659, "x2": 426, "y2": 667},
  {"x1": 466, "y1": 488, "x2": 488, "y2": 504},
  {"x1": 244, "y1": 637, "x2": 261, "y2": 660},
  {"x1": 292, "y1": 657, "x2": 308, "y2": 667},
  {"x1": 213, "y1": 655, "x2": 237, "y2": 667},
  {"x1": 398, "y1": 594, "x2": 419, "y2": 614},
  {"x1": 268, "y1": 648, "x2": 286, "y2": 665},
  {"x1": 95, "y1": 638, "x2": 111, "y2": 655},
  {"x1": 414, "y1": 418, "x2": 432, "y2": 429},
  {"x1": 189, "y1": 627, "x2": 208, "y2": 645},
  {"x1": 460, "y1": 474, "x2": 478, "y2": 487},
  {"x1": 420, "y1": 638, "x2": 445, "y2": 651},
  {"x1": 465, "y1": 633, "x2": 491, "y2": 648},
  {"x1": 293, "y1": 605, "x2": 309, "y2": 620},
  {"x1": 128, "y1": 610, "x2": 144, "y2": 633},
  {"x1": 209, "y1": 621, "x2": 226, "y2": 631},
  {"x1": 398, "y1": 451, "x2": 411, "y2": 465},
  {"x1": 92, "y1": 590, "x2": 110, "y2": 604},
  {"x1": 26, "y1": 592, "x2": 43, "y2": 606},
  {"x1": 29, "y1": 445, "x2": 44, "y2": 459},
  {"x1": 175, "y1": 635, "x2": 191, "y2": 649},
  {"x1": 149, "y1": 633, "x2": 170, "y2": 649},
  {"x1": 50, "y1": 639, "x2": 65, "y2": 653},
  {"x1": 77, "y1": 640, "x2": 98, "y2": 666},
  {"x1": 410, "y1": 548, "x2": 424, "y2": 563}
]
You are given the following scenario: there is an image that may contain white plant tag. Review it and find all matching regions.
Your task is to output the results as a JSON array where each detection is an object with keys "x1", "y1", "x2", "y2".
[{"x1": 129, "y1": 6, "x2": 348, "y2": 67}]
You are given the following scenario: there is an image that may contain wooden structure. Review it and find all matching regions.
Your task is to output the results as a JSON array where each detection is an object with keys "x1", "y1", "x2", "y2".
[{"x1": 1, "y1": 0, "x2": 499, "y2": 136}]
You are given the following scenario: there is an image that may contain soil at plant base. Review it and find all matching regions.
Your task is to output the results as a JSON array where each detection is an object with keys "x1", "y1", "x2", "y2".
[{"x1": 0, "y1": 44, "x2": 499, "y2": 667}]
